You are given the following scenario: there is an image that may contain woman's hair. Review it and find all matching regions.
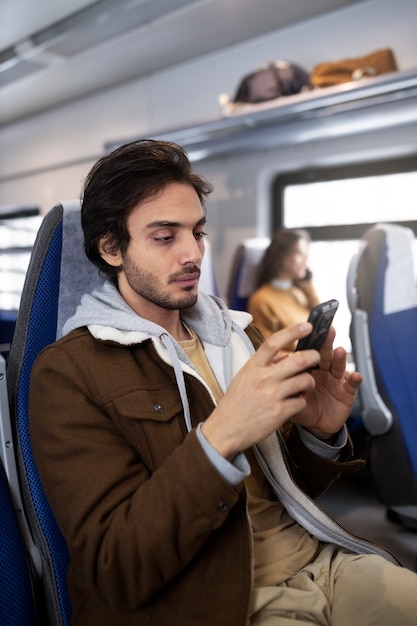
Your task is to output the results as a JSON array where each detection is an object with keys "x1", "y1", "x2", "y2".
[
  {"x1": 81, "y1": 139, "x2": 213, "y2": 282},
  {"x1": 255, "y1": 228, "x2": 311, "y2": 288}
]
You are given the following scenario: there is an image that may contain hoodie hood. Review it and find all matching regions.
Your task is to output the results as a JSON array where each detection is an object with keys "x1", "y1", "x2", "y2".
[
  {"x1": 63, "y1": 281, "x2": 255, "y2": 432},
  {"x1": 63, "y1": 281, "x2": 251, "y2": 346}
]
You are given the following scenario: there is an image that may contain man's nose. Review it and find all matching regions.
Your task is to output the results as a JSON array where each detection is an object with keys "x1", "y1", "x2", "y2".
[{"x1": 179, "y1": 235, "x2": 204, "y2": 264}]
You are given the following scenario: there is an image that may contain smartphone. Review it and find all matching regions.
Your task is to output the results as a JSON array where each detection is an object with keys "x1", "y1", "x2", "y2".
[
  {"x1": 300, "y1": 268, "x2": 313, "y2": 282},
  {"x1": 295, "y1": 299, "x2": 339, "y2": 352}
]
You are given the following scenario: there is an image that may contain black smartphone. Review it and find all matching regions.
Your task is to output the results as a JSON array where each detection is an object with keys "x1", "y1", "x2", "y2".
[
  {"x1": 295, "y1": 299, "x2": 339, "y2": 352},
  {"x1": 300, "y1": 268, "x2": 313, "y2": 282}
]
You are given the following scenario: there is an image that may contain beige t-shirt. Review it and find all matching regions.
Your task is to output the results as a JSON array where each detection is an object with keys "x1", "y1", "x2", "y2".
[{"x1": 180, "y1": 327, "x2": 320, "y2": 587}]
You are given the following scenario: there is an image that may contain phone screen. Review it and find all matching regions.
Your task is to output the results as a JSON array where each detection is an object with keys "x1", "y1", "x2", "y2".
[{"x1": 295, "y1": 299, "x2": 339, "y2": 352}]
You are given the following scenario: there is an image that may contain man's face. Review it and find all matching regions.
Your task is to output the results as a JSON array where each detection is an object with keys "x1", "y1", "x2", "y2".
[{"x1": 100, "y1": 182, "x2": 206, "y2": 319}]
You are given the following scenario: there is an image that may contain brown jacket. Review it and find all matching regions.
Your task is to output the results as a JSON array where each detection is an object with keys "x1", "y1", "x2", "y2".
[{"x1": 29, "y1": 304, "x2": 374, "y2": 626}]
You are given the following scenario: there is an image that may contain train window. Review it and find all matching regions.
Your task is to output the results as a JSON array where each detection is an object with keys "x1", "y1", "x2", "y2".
[
  {"x1": 272, "y1": 157, "x2": 417, "y2": 352},
  {"x1": 0, "y1": 214, "x2": 43, "y2": 311}
]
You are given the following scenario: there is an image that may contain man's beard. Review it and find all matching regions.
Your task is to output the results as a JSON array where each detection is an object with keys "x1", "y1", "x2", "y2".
[{"x1": 122, "y1": 253, "x2": 199, "y2": 310}]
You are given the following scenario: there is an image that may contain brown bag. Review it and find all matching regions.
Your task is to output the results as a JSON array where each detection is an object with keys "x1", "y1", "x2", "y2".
[{"x1": 311, "y1": 48, "x2": 398, "y2": 88}]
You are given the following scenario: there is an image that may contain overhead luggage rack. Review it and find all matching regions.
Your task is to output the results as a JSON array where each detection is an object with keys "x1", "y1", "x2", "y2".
[{"x1": 106, "y1": 69, "x2": 417, "y2": 161}]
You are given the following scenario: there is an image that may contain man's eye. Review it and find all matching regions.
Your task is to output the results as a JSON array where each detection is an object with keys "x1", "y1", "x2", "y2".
[
  {"x1": 195, "y1": 231, "x2": 207, "y2": 240},
  {"x1": 154, "y1": 235, "x2": 173, "y2": 242}
]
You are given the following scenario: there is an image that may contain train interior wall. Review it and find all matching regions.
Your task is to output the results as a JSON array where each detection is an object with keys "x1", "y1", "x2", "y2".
[{"x1": 1, "y1": 0, "x2": 417, "y2": 300}]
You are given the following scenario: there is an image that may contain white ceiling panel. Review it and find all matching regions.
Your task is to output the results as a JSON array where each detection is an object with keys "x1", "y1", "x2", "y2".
[{"x1": 0, "y1": 0, "x2": 367, "y2": 126}]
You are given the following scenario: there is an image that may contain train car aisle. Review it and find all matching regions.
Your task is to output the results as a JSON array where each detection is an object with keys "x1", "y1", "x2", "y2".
[{"x1": 317, "y1": 469, "x2": 417, "y2": 573}]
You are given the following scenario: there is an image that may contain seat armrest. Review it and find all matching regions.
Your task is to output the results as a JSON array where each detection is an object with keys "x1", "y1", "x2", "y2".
[{"x1": 351, "y1": 310, "x2": 393, "y2": 435}]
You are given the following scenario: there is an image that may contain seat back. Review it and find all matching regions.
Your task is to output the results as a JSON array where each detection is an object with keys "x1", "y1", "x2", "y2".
[
  {"x1": 199, "y1": 238, "x2": 219, "y2": 297},
  {"x1": 0, "y1": 311, "x2": 17, "y2": 361},
  {"x1": 0, "y1": 458, "x2": 39, "y2": 626},
  {"x1": 5, "y1": 199, "x2": 220, "y2": 625},
  {"x1": 0, "y1": 354, "x2": 40, "y2": 626},
  {"x1": 347, "y1": 223, "x2": 417, "y2": 519},
  {"x1": 226, "y1": 237, "x2": 270, "y2": 310},
  {"x1": 7, "y1": 200, "x2": 105, "y2": 626}
]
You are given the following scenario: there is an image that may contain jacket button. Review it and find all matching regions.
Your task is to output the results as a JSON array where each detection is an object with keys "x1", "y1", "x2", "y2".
[
  {"x1": 153, "y1": 403, "x2": 164, "y2": 413},
  {"x1": 218, "y1": 500, "x2": 230, "y2": 513}
]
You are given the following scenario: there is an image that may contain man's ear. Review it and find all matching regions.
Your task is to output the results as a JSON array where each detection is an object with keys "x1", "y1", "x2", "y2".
[{"x1": 98, "y1": 235, "x2": 123, "y2": 268}]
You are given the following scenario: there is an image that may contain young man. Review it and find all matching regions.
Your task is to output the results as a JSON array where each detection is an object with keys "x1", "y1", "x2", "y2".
[{"x1": 29, "y1": 140, "x2": 417, "y2": 626}]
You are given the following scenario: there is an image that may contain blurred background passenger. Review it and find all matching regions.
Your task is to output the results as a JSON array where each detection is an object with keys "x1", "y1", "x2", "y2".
[{"x1": 248, "y1": 228, "x2": 320, "y2": 349}]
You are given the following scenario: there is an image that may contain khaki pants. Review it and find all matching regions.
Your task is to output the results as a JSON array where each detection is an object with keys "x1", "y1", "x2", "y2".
[{"x1": 250, "y1": 544, "x2": 417, "y2": 625}]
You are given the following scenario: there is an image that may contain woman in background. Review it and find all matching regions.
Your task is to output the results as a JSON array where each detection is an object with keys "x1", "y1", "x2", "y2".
[{"x1": 248, "y1": 228, "x2": 320, "y2": 350}]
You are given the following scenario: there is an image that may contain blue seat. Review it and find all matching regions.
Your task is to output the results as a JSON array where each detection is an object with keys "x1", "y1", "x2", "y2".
[
  {"x1": 0, "y1": 311, "x2": 17, "y2": 360},
  {"x1": 226, "y1": 237, "x2": 270, "y2": 310},
  {"x1": 347, "y1": 223, "x2": 417, "y2": 530},
  {"x1": 0, "y1": 460, "x2": 39, "y2": 626},
  {"x1": 0, "y1": 354, "x2": 40, "y2": 626},
  {"x1": 6, "y1": 200, "x2": 106, "y2": 626},
  {"x1": 5, "y1": 199, "x2": 221, "y2": 626}
]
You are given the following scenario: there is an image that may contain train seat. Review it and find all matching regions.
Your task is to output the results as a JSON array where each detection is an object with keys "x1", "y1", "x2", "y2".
[
  {"x1": 199, "y1": 237, "x2": 219, "y2": 297},
  {"x1": 6, "y1": 200, "x2": 101, "y2": 626},
  {"x1": 1, "y1": 351, "x2": 41, "y2": 626},
  {"x1": 226, "y1": 237, "x2": 270, "y2": 310},
  {"x1": 0, "y1": 456, "x2": 39, "y2": 626},
  {"x1": 346, "y1": 222, "x2": 417, "y2": 530},
  {"x1": 0, "y1": 311, "x2": 17, "y2": 361},
  {"x1": 5, "y1": 199, "x2": 220, "y2": 626}
]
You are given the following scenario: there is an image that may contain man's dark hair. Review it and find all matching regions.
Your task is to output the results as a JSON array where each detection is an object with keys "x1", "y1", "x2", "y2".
[
  {"x1": 81, "y1": 139, "x2": 213, "y2": 282},
  {"x1": 255, "y1": 228, "x2": 311, "y2": 288}
]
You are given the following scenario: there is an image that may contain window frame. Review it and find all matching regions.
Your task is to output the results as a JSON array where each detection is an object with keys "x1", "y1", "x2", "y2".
[{"x1": 272, "y1": 155, "x2": 417, "y2": 239}]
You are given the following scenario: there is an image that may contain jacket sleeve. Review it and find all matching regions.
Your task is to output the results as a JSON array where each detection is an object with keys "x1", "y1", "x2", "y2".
[
  {"x1": 281, "y1": 423, "x2": 365, "y2": 498},
  {"x1": 29, "y1": 343, "x2": 245, "y2": 611}
]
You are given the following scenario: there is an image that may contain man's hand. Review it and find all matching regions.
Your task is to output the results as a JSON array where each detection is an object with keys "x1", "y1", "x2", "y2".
[
  {"x1": 292, "y1": 326, "x2": 362, "y2": 439},
  {"x1": 201, "y1": 322, "x2": 320, "y2": 460}
]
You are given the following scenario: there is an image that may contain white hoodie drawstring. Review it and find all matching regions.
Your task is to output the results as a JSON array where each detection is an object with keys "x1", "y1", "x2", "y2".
[{"x1": 159, "y1": 332, "x2": 192, "y2": 432}]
